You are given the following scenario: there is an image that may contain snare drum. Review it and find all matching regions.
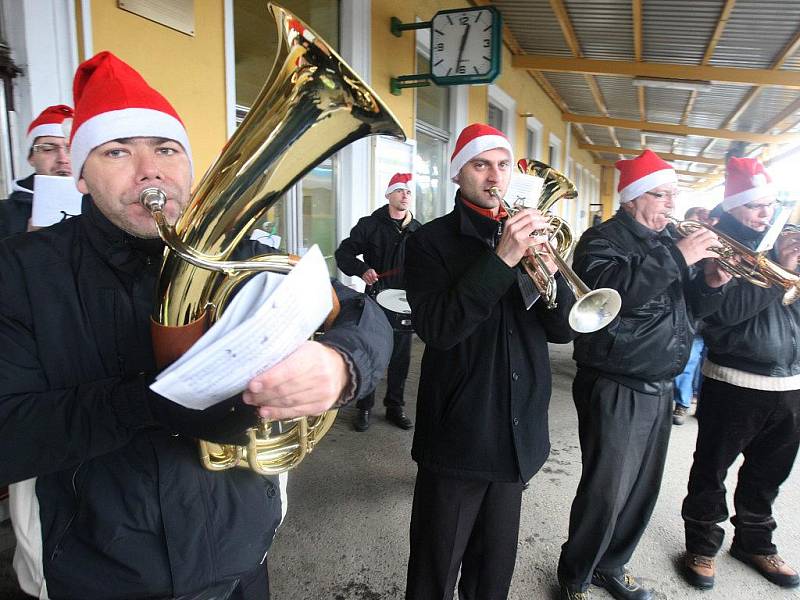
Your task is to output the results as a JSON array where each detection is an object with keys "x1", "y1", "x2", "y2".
[{"x1": 375, "y1": 288, "x2": 413, "y2": 332}]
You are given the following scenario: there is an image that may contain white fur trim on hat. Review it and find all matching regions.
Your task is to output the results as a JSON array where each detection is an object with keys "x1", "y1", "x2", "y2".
[
  {"x1": 70, "y1": 107, "x2": 192, "y2": 182},
  {"x1": 618, "y1": 168, "x2": 677, "y2": 203},
  {"x1": 450, "y1": 135, "x2": 513, "y2": 182},
  {"x1": 722, "y1": 183, "x2": 776, "y2": 211},
  {"x1": 385, "y1": 181, "x2": 411, "y2": 197},
  {"x1": 26, "y1": 124, "x2": 67, "y2": 151}
]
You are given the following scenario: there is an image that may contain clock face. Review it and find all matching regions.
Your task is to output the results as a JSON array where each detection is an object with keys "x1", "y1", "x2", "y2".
[{"x1": 430, "y1": 6, "x2": 501, "y2": 85}]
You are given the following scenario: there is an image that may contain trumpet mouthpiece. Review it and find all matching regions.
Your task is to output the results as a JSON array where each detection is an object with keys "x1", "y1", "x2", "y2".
[{"x1": 140, "y1": 187, "x2": 167, "y2": 212}]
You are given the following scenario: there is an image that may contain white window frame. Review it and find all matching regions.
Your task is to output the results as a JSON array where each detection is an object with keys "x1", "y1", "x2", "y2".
[
  {"x1": 525, "y1": 116, "x2": 543, "y2": 161},
  {"x1": 487, "y1": 84, "x2": 516, "y2": 151},
  {"x1": 548, "y1": 133, "x2": 562, "y2": 171}
]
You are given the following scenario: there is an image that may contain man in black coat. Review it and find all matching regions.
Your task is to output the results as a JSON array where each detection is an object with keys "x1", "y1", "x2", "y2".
[
  {"x1": 335, "y1": 172, "x2": 421, "y2": 431},
  {"x1": 557, "y1": 150, "x2": 732, "y2": 600},
  {"x1": 403, "y1": 123, "x2": 576, "y2": 599},
  {"x1": 681, "y1": 157, "x2": 800, "y2": 590},
  {"x1": 0, "y1": 51, "x2": 391, "y2": 600},
  {"x1": 0, "y1": 104, "x2": 73, "y2": 238}
]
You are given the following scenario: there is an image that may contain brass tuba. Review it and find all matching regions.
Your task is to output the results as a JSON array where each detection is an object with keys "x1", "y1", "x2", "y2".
[
  {"x1": 672, "y1": 219, "x2": 800, "y2": 305},
  {"x1": 492, "y1": 159, "x2": 621, "y2": 333},
  {"x1": 141, "y1": 4, "x2": 405, "y2": 474}
]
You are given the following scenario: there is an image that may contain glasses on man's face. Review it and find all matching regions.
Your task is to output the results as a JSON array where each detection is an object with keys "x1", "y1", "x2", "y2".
[
  {"x1": 645, "y1": 190, "x2": 680, "y2": 201},
  {"x1": 31, "y1": 143, "x2": 70, "y2": 155},
  {"x1": 743, "y1": 201, "x2": 775, "y2": 211}
]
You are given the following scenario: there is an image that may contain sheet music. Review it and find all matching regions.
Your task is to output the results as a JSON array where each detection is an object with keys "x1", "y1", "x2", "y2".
[
  {"x1": 31, "y1": 175, "x2": 83, "y2": 227},
  {"x1": 151, "y1": 245, "x2": 333, "y2": 409},
  {"x1": 755, "y1": 196, "x2": 796, "y2": 253},
  {"x1": 504, "y1": 172, "x2": 545, "y2": 209}
]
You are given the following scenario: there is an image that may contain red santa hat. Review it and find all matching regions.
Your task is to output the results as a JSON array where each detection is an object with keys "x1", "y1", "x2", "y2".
[
  {"x1": 26, "y1": 105, "x2": 73, "y2": 152},
  {"x1": 615, "y1": 149, "x2": 677, "y2": 203},
  {"x1": 722, "y1": 157, "x2": 774, "y2": 211},
  {"x1": 450, "y1": 123, "x2": 513, "y2": 182},
  {"x1": 69, "y1": 51, "x2": 192, "y2": 182},
  {"x1": 385, "y1": 172, "x2": 412, "y2": 197}
]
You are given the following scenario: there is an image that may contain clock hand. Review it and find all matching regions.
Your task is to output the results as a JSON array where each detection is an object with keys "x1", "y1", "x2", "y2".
[{"x1": 456, "y1": 23, "x2": 471, "y2": 68}]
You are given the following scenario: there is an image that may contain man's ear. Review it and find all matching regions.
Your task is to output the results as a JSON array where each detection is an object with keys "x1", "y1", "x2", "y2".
[{"x1": 76, "y1": 177, "x2": 89, "y2": 195}]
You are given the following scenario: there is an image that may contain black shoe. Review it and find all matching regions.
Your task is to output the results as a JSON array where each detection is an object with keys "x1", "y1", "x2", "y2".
[
  {"x1": 354, "y1": 409, "x2": 370, "y2": 432},
  {"x1": 386, "y1": 408, "x2": 413, "y2": 430},
  {"x1": 730, "y1": 544, "x2": 800, "y2": 588},
  {"x1": 559, "y1": 583, "x2": 591, "y2": 600},
  {"x1": 591, "y1": 570, "x2": 652, "y2": 600}
]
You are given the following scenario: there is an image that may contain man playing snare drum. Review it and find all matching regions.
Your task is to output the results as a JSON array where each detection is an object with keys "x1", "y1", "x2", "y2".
[{"x1": 335, "y1": 172, "x2": 422, "y2": 432}]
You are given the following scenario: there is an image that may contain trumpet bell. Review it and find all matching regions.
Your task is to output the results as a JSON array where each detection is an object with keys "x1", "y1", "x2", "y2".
[{"x1": 569, "y1": 287, "x2": 622, "y2": 334}]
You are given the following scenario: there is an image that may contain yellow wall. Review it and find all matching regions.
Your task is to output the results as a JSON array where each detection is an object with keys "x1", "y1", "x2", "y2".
[{"x1": 85, "y1": 1, "x2": 228, "y2": 182}]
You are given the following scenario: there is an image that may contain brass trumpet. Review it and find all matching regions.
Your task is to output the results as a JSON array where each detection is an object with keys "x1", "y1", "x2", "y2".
[
  {"x1": 671, "y1": 218, "x2": 800, "y2": 305},
  {"x1": 489, "y1": 160, "x2": 621, "y2": 333}
]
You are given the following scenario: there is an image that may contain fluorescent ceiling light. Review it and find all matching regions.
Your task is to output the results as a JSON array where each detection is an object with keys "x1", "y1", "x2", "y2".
[{"x1": 632, "y1": 77, "x2": 713, "y2": 92}]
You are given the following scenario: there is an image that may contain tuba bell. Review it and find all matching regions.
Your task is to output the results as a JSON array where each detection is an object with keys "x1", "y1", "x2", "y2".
[
  {"x1": 492, "y1": 159, "x2": 621, "y2": 333},
  {"x1": 140, "y1": 3, "x2": 405, "y2": 474}
]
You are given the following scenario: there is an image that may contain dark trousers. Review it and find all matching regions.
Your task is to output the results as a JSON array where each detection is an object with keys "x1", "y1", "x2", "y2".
[
  {"x1": 682, "y1": 378, "x2": 800, "y2": 556},
  {"x1": 405, "y1": 466, "x2": 525, "y2": 600},
  {"x1": 357, "y1": 328, "x2": 412, "y2": 410},
  {"x1": 558, "y1": 370, "x2": 672, "y2": 591}
]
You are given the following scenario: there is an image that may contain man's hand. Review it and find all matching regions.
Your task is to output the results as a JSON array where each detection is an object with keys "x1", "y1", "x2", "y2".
[
  {"x1": 496, "y1": 208, "x2": 550, "y2": 267},
  {"x1": 242, "y1": 341, "x2": 349, "y2": 420},
  {"x1": 776, "y1": 232, "x2": 800, "y2": 272},
  {"x1": 525, "y1": 243, "x2": 559, "y2": 275},
  {"x1": 361, "y1": 268, "x2": 379, "y2": 285},
  {"x1": 675, "y1": 228, "x2": 721, "y2": 266},
  {"x1": 703, "y1": 259, "x2": 733, "y2": 288}
]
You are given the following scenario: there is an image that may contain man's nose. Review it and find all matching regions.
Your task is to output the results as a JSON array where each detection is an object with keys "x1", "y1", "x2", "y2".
[{"x1": 136, "y1": 152, "x2": 161, "y2": 180}]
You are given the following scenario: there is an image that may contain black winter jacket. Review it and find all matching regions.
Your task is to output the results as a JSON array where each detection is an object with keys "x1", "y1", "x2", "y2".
[
  {"x1": 335, "y1": 205, "x2": 421, "y2": 293},
  {"x1": 0, "y1": 174, "x2": 34, "y2": 239},
  {"x1": 572, "y1": 208, "x2": 726, "y2": 391},
  {"x1": 0, "y1": 198, "x2": 391, "y2": 599},
  {"x1": 702, "y1": 212, "x2": 800, "y2": 376},
  {"x1": 404, "y1": 194, "x2": 576, "y2": 483}
]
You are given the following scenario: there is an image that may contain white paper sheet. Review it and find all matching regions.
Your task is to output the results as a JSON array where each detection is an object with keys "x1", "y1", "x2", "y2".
[
  {"x1": 151, "y1": 245, "x2": 333, "y2": 409},
  {"x1": 31, "y1": 175, "x2": 83, "y2": 227},
  {"x1": 504, "y1": 172, "x2": 545, "y2": 209}
]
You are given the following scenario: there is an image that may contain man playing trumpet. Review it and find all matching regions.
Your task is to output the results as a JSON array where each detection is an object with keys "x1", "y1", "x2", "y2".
[
  {"x1": 403, "y1": 123, "x2": 576, "y2": 599},
  {"x1": 558, "y1": 150, "x2": 732, "y2": 600},
  {"x1": 681, "y1": 157, "x2": 800, "y2": 590}
]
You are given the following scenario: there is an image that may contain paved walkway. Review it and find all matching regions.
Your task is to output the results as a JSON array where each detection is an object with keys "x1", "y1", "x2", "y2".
[{"x1": 2, "y1": 339, "x2": 799, "y2": 599}]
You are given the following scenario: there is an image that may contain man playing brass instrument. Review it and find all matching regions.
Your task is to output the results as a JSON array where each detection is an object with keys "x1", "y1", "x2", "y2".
[
  {"x1": 403, "y1": 123, "x2": 577, "y2": 599},
  {"x1": 681, "y1": 157, "x2": 800, "y2": 590},
  {"x1": 558, "y1": 150, "x2": 732, "y2": 600},
  {"x1": 0, "y1": 52, "x2": 390, "y2": 600}
]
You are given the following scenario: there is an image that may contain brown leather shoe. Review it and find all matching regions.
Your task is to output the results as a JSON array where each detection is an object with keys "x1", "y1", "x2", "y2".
[
  {"x1": 730, "y1": 545, "x2": 800, "y2": 588},
  {"x1": 683, "y1": 553, "x2": 715, "y2": 589}
]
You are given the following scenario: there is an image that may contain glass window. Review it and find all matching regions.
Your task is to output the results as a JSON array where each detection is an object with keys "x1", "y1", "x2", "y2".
[
  {"x1": 415, "y1": 49, "x2": 450, "y2": 223},
  {"x1": 415, "y1": 128, "x2": 447, "y2": 224},
  {"x1": 234, "y1": 0, "x2": 339, "y2": 109},
  {"x1": 487, "y1": 103, "x2": 504, "y2": 131},
  {"x1": 234, "y1": 0, "x2": 339, "y2": 273},
  {"x1": 416, "y1": 52, "x2": 450, "y2": 130},
  {"x1": 526, "y1": 129, "x2": 538, "y2": 161},
  {"x1": 301, "y1": 158, "x2": 337, "y2": 275}
]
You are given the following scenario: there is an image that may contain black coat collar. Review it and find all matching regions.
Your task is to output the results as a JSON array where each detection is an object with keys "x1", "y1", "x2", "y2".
[{"x1": 81, "y1": 195, "x2": 164, "y2": 276}]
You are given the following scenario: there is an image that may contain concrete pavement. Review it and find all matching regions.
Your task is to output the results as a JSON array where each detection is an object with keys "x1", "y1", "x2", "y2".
[{"x1": 2, "y1": 338, "x2": 799, "y2": 599}]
